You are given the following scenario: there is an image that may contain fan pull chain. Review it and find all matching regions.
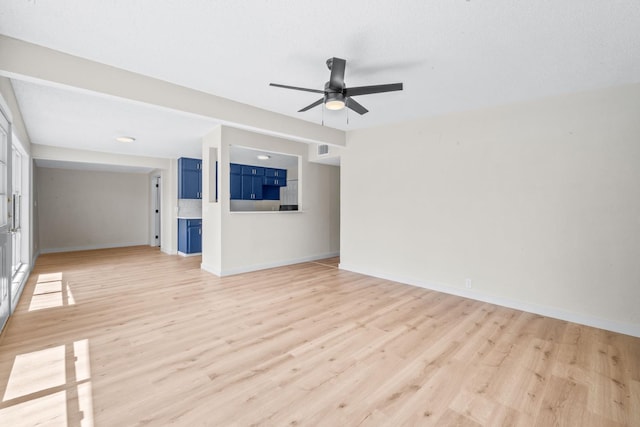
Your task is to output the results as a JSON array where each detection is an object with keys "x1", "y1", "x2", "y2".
[
  {"x1": 321, "y1": 103, "x2": 324, "y2": 126},
  {"x1": 347, "y1": 104, "x2": 349, "y2": 125}
]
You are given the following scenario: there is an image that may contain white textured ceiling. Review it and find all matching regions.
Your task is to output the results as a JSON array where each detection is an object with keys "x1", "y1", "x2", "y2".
[{"x1": 1, "y1": 0, "x2": 640, "y2": 158}]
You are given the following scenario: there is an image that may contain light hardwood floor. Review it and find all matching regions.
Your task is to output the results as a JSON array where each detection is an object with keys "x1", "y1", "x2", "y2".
[{"x1": 0, "y1": 246, "x2": 638, "y2": 426}]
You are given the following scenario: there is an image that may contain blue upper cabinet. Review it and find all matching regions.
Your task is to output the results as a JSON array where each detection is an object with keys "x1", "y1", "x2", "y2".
[
  {"x1": 230, "y1": 163, "x2": 287, "y2": 201},
  {"x1": 230, "y1": 163, "x2": 243, "y2": 200},
  {"x1": 230, "y1": 174, "x2": 242, "y2": 200},
  {"x1": 265, "y1": 168, "x2": 287, "y2": 179},
  {"x1": 178, "y1": 157, "x2": 202, "y2": 199},
  {"x1": 241, "y1": 165, "x2": 265, "y2": 176},
  {"x1": 241, "y1": 175, "x2": 264, "y2": 200},
  {"x1": 264, "y1": 168, "x2": 287, "y2": 186}
]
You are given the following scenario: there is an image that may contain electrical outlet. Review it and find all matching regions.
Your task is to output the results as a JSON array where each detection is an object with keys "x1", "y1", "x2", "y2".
[{"x1": 465, "y1": 278, "x2": 472, "y2": 289}]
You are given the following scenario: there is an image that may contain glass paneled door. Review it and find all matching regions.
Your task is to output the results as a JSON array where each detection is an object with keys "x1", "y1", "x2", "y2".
[{"x1": 0, "y1": 109, "x2": 11, "y2": 331}]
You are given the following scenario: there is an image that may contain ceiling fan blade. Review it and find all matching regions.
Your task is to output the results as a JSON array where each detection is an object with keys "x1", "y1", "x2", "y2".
[
  {"x1": 329, "y1": 57, "x2": 346, "y2": 90},
  {"x1": 269, "y1": 83, "x2": 325, "y2": 94},
  {"x1": 298, "y1": 98, "x2": 325, "y2": 112},
  {"x1": 344, "y1": 83, "x2": 403, "y2": 97},
  {"x1": 346, "y1": 97, "x2": 368, "y2": 115}
]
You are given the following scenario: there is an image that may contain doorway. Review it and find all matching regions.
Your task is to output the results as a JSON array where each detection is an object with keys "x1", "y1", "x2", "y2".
[{"x1": 152, "y1": 175, "x2": 161, "y2": 247}]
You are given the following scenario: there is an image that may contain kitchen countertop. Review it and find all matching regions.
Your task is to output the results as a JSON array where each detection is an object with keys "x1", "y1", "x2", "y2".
[{"x1": 177, "y1": 216, "x2": 202, "y2": 219}]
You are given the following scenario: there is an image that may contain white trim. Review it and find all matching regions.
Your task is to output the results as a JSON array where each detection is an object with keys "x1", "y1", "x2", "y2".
[
  {"x1": 10, "y1": 264, "x2": 29, "y2": 312},
  {"x1": 206, "y1": 252, "x2": 340, "y2": 277},
  {"x1": 200, "y1": 262, "x2": 221, "y2": 277},
  {"x1": 160, "y1": 247, "x2": 177, "y2": 256},
  {"x1": 40, "y1": 242, "x2": 149, "y2": 254},
  {"x1": 339, "y1": 263, "x2": 640, "y2": 339},
  {"x1": 0, "y1": 90, "x2": 13, "y2": 123},
  {"x1": 177, "y1": 251, "x2": 201, "y2": 257}
]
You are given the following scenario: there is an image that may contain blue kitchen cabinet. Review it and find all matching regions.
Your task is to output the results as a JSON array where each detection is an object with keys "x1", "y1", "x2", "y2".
[
  {"x1": 178, "y1": 218, "x2": 202, "y2": 254},
  {"x1": 262, "y1": 185, "x2": 280, "y2": 200},
  {"x1": 229, "y1": 163, "x2": 288, "y2": 201},
  {"x1": 241, "y1": 165, "x2": 265, "y2": 177},
  {"x1": 178, "y1": 157, "x2": 202, "y2": 199},
  {"x1": 264, "y1": 168, "x2": 287, "y2": 187},
  {"x1": 241, "y1": 175, "x2": 263, "y2": 200},
  {"x1": 230, "y1": 163, "x2": 242, "y2": 199},
  {"x1": 241, "y1": 164, "x2": 265, "y2": 200},
  {"x1": 265, "y1": 168, "x2": 287, "y2": 180},
  {"x1": 263, "y1": 168, "x2": 287, "y2": 200}
]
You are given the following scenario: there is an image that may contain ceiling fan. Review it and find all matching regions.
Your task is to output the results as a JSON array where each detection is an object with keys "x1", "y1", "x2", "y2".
[{"x1": 269, "y1": 57, "x2": 403, "y2": 115}]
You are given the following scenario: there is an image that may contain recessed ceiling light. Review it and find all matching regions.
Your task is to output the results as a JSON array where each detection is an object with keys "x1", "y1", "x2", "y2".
[
  {"x1": 115, "y1": 136, "x2": 135, "y2": 143},
  {"x1": 257, "y1": 154, "x2": 270, "y2": 160}
]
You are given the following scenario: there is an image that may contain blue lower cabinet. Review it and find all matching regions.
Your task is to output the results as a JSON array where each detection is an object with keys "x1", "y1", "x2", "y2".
[{"x1": 178, "y1": 219, "x2": 202, "y2": 254}]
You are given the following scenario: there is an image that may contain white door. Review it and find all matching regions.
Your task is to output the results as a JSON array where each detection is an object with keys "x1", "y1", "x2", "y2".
[
  {"x1": 153, "y1": 176, "x2": 161, "y2": 247},
  {"x1": 0, "y1": 109, "x2": 11, "y2": 331}
]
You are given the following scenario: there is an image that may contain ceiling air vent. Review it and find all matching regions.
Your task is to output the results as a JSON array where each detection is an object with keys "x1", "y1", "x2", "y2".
[{"x1": 317, "y1": 144, "x2": 329, "y2": 156}]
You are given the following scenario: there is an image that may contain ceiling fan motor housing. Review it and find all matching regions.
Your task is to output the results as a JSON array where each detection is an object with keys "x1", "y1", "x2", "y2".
[{"x1": 324, "y1": 81, "x2": 343, "y2": 93}]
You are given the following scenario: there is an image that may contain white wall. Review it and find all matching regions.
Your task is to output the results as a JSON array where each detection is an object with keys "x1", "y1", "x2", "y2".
[
  {"x1": 37, "y1": 167, "x2": 150, "y2": 252},
  {"x1": 201, "y1": 126, "x2": 222, "y2": 273},
  {"x1": 31, "y1": 144, "x2": 178, "y2": 254},
  {"x1": 160, "y1": 159, "x2": 178, "y2": 255},
  {"x1": 0, "y1": 77, "x2": 31, "y2": 155},
  {"x1": 341, "y1": 83, "x2": 640, "y2": 337},
  {"x1": 201, "y1": 126, "x2": 340, "y2": 276}
]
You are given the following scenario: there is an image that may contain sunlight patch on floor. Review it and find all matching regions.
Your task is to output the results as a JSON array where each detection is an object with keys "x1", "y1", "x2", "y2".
[
  {"x1": 77, "y1": 381, "x2": 94, "y2": 427},
  {"x1": 67, "y1": 284, "x2": 76, "y2": 305},
  {"x1": 29, "y1": 273, "x2": 75, "y2": 311},
  {"x1": 3, "y1": 345, "x2": 66, "y2": 401},
  {"x1": 0, "y1": 340, "x2": 94, "y2": 427},
  {"x1": 37, "y1": 272, "x2": 63, "y2": 282},
  {"x1": 0, "y1": 390, "x2": 67, "y2": 426}
]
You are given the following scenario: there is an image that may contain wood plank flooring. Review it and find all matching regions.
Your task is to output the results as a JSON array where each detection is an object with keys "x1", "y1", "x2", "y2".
[{"x1": 0, "y1": 246, "x2": 638, "y2": 426}]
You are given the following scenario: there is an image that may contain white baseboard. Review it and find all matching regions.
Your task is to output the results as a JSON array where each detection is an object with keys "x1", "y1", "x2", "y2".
[
  {"x1": 40, "y1": 242, "x2": 149, "y2": 254},
  {"x1": 339, "y1": 263, "x2": 640, "y2": 339},
  {"x1": 32, "y1": 250, "x2": 40, "y2": 266},
  {"x1": 161, "y1": 247, "x2": 177, "y2": 255},
  {"x1": 178, "y1": 251, "x2": 201, "y2": 257},
  {"x1": 200, "y1": 262, "x2": 221, "y2": 277},
  {"x1": 206, "y1": 252, "x2": 340, "y2": 277}
]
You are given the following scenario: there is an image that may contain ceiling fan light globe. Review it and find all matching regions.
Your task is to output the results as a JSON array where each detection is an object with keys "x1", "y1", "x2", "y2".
[
  {"x1": 325, "y1": 100, "x2": 345, "y2": 110},
  {"x1": 325, "y1": 92, "x2": 346, "y2": 110}
]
